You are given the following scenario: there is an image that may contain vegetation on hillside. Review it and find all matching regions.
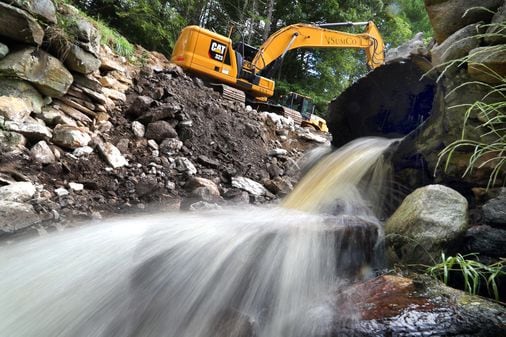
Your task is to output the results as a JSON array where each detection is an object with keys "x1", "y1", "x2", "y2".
[{"x1": 68, "y1": 0, "x2": 431, "y2": 115}]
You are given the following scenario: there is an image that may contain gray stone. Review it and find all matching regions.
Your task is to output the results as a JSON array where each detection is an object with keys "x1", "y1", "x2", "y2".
[
  {"x1": 147, "y1": 139, "x2": 158, "y2": 150},
  {"x1": 0, "y1": 200, "x2": 40, "y2": 234},
  {"x1": 6, "y1": 0, "x2": 57, "y2": 23},
  {"x1": 482, "y1": 188, "x2": 506, "y2": 225},
  {"x1": 485, "y1": 5, "x2": 506, "y2": 45},
  {"x1": 431, "y1": 23, "x2": 484, "y2": 66},
  {"x1": 131, "y1": 121, "x2": 145, "y2": 138},
  {"x1": 175, "y1": 157, "x2": 197, "y2": 175},
  {"x1": 425, "y1": 0, "x2": 503, "y2": 43},
  {"x1": 0, "y1": 43, "x2": 8, "y2": 59},
  {"x1": 464, "y1": 225, "x2": 506, "y2": 257},
  {"x1": 231, "y1": 177, "x2": 269, "y2": 197},
  {"x1": 39, "y1": 107, "x2": 77, "y2": 127},
  {"x1": 97, "y1": 142, "x2": 128, "y2": 168},
  {"x1": 0, "y1": 96, "x2": 31, "y2": 121},
  {"x1": 2, "y1": 117, "x2": 52, "y2": 140},
  {"x1": 0, "y1": 2, "x2": 44, "y2": 45},
  {"x1": 385, "y1": 184, "x2": 468, "y2": 265},
  {"x1": 0, "y1": 47, "x2": 73, "y2": 97},
  {"x1": 263, "y1": 177, "x2": 293, "y2": 196},
  {"x1": 74, "y1": 18, "x2": 101, "y2": 56},
  {"x1": 73, "y1": 146, "x2": 94, "y2": 157},
  {"x1": 127, "y1": 96, "x2": 154, "y2": 117},
  {"x1": 386, "y1": 32, "x2": 429, "y2": 63},
  {"x1": 145, "y1": 121, "x2": 178, "y2": 142},
  {"x1": 468, "y1": 45, "x2": 506, "y2": 84},
  {"x1": 68, "y1": 182, "x2": 84, "y2": 191},
  {"x1": 102, "y1": 87, "x2": 126, "y2": 102},
  {"x1": 0, "y1": 79, "x2": 43, "y2": 113},
  {"x1": 160, "y1": 138, "x2": 183, "y2": 155},
  {"x1": 297, "y1": 130, "x2": 328, "y2": 143},
  {"x1": 0, "y1": 130, "x2": 26, "y2": 152},
  {"x1": 0, "y1": 181, "x2": 36, "y2": 202},
  {"x1": 268, "y1": 148, "x2": 288, "y2": 157},
  {"x1": 63, "y1": 45, "x2": 101, "y2": 74},
  {"x1": 52, "y1": 124, "x2": 91, "y2": 149},
  {"x1": 30, "y1": 140, "x2": 56, "y2": 164}
]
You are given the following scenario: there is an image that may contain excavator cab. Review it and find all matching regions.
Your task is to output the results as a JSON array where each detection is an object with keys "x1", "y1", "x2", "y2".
[{"x1": 280, "y1": 92, "x2": 315, "y2": 119}]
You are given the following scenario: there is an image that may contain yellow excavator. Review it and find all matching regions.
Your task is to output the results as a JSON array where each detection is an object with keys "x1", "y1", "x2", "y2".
[{"x1": 170, "y1": 21, "x2": 384, "y2": 131}]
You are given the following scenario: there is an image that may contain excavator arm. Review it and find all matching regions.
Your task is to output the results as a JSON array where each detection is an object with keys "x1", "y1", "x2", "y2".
[{"x1": 249, "y1": 21, "x2": 384, "y2": 73}]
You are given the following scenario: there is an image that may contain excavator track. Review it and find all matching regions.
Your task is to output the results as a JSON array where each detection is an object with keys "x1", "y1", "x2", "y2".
[{"x1": 208, "y1": 83, "x2": 246, "y2": 106}]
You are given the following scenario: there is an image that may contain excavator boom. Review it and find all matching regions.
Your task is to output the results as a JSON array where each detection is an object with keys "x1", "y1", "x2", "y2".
[{"x1": 250, "y1": 21, "x2": 384, "y2": 72}]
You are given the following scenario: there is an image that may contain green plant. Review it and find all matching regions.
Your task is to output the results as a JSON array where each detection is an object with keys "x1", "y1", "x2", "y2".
[
  {"x1": 426, "y1": 253, "x2": 505, "y2": 301},
  {"x1": 93, "y1": 19, "x2": 135, "y2": 59},
  {"x1": 431, "y1": 22, "x2": 506, "y2": 188}
]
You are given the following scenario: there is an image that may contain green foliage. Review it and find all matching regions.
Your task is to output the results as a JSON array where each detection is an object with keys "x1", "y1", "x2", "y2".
[
  {"x1": 434, "y1": 27, "x2": 506, "y2": 188},
  {"x1": 427, "y1": 253, "x2": 505, "y2": 301},
  {"x1": 94, "y1": 20, "x2": 135, "y2": 58}
]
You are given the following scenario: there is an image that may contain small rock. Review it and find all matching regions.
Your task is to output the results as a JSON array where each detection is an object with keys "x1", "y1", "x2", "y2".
[
  {"x1": 97, "y1": 142, "x2": 128, "y2": 168},
  {"x1": 175, "y1": 157, "x2": 197, "y2": 175},
  {"x1": 0, "y1": 42, "x2": 9, "y2": 59},
  {"x1": 0, "y1": 181, "x2": 36, "y2": 202},
  {"x1": 0, "y1": 130, "x2": 26, "y2": 152},
  {"x1": 145, "y1": 120, "x2": 178, "y2": 142},
  {"x1": 160, "y1": 138, "x2": 183, "y2": 154},
  {"x1": 189, "y1": 201, "x2": 221, "y2": 211},
  {"x1": 297, "y1": 130, "x2": 328, "y2": 143},
  {"x1": 127, "y1": 96, "x2": 153, "y2": 117},
  {"x1": 131, "y1": 121, "x2": 145, "y2": 138},
  {"x1": 30, "y1": 140, "x2": 56, "y2": 164},
  {"x1": 147, "y1": 139, "x2": 159, "y2": 150},
  {"x1": 54, "y1": 187, "x2": 69, "y2": 197},
  {"x1": 269, "y1": 148, "x2": 288, "y2": 157},
  {"x1": 186, "y1": 177, "x2": 220, "y2": 197},
  {"x1": 52, "y1": 125, "x2": 91, "y2": 149},
  {"x1": 231, "y1": 176, "x2": 269, "y2": 197},
  {"x1": 197, "y1": 155, "x2": 220, "y2": 169},
  {"x1": 68, "y1": 182, "x2": 84, "y2": 191},
  {"x1": 73, "y1": 146, "x2": 94, "y2": 157}
]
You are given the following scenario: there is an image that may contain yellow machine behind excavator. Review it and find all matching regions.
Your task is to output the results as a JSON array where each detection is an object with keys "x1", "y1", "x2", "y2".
[{"x1": 170, "y1": 21, "x2": 384, "y2": 131}]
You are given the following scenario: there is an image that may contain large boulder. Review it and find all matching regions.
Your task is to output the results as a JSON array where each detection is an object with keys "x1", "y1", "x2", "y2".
[
  {"x1": 52, "y1": 124, "x2": 91, "y2": 149},
  {"x1": 467, "y1": 45, "x2": 506, "y2": 84},
  {"x1": 62, "y1": 45, "x2": 101, "y2": 74},
  {"x1": 0, "y1": 200, "x2": 41, "y2": 234},
  {"x1": 485, "y1": 5, "x2": 506, "y2": 45},
  {"x1": 145, "y1": 121, "x2": 178, "y2": 142},
  {"x1": 424, "y1": 0, "x2": 503, "y2": 43},
  {"x1": 1, "y1": 116, "x2": 52, "y2": 140},
  {"x1": 5, "y1": 0, "x2": 57, "y2": 24},
  {"x1": 0, "y1": 2, "x2": 44, "y2": 45},
  {"x1": 482, "y1": 188, "x2": 506, "y2": 226},
  {"x1": 385, "y1": 185, "x2": 468, "y2": 265},
  {"x1": 0, "y1": 96, "x2": 31, "y2": 122},
  {"x1": 232, "y1": 177, "x2": 269, "y2": 197},
  {"x1": 0, "y1": 182, "x2": 36, "y2": 203},
  {"x1": 0, "y1": 48, "x2": 73, "y2": 97},
  {"x1": 431, "y1": 23, "x2": 485, "y2": 66},
  {"x1": 0, "y1": 79, "x2": 44, "y2": 113}
]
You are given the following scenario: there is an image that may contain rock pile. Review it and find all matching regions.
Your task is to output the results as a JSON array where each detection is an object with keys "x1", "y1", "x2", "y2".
[{"x1": 0, "y1": 1, "x2": 329, "y2": 236}]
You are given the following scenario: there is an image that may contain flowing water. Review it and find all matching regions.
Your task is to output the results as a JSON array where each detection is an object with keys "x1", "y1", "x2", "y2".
[{"x1": 0, "y1": 137, "x2": 397, "y2": 337}]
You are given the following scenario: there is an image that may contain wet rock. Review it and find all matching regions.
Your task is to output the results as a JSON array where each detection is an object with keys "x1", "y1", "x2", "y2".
[
  {"x1": 0, "y1": 2, "x2": 44, "y2": 45},
  {"x1": 52, "y1": 125, "x2": 91, "y2": 149},
  {"x1": 424, "y1": 0, "x2": 503, "y2": 43},
  {"x1": 30, "y1": 140, "x2": 56, "y2": 164},
  {"x1": 2, "y1": 117, "x2": 52, "y2": 140},
  {"x1": 333, "y1": 274, "x2": 506, "y2": 336},
  {"x1": 0, "y1": 201, "x2": 40, "y2": 234},
  {"x1": 385, "y1": 185, "x2": 468, "y2": 265},
  {"x1": 0, "y1": 79, "x2": 44, "y2": 114},
  {"x1": 468, "y1": 45, "x2": 506, "y2": 84},
  {"x1": 97, "y1": 142, "x2": 128, "y2": 168},
  {"x1": 464, "y1": 225, "x2": 506, "y2": 257},
  {"x1": 482, "y1": 188, "x2": 506, "y2": 225},
  {"x1": 160, "y1": 138, "x2": 183, "y2": 155},
  {"x1": 0, "y1": 181, "x2": 36, "y2": 202},
  {"x1": 6, "y1": 0, "x2": 56, "y2": 23},
  {"x1": 145, "y1": 121, "x2": 178, "y2": 142},
  {"x1": 0, "y1": 43, "x2": 8, "y2": 59},
  {"x1": 0, "y1": 48, "x2": 73, "y2": 97},
  {"x1": 0, "y1": 96, "x2": 31, "y2": 121},
  {"x1": 431, "y1": 23, "x2": 484, "y2": 66},
  {"x1": 0, "y1": 130, "x2": 26, "y2": 152},
  {"x1": 175, "y1": 157, "x2": 197, "y2": 175},
  {"x1": 485, "y1": 5, "x2": 506, "y2": 45},
  {"x1": 232, "y1": 177, "x2": 269, "y2": 197}
]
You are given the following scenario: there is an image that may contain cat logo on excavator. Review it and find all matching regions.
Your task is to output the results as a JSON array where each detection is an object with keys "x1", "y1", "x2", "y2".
[{"x1": 209, "y1": 40, "x2": 227, "y2": 61}]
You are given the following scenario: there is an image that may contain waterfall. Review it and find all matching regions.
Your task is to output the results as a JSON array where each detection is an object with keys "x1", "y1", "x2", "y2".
[{"x1": 0, "y1": 137, "x2": 397, "y2": 337}]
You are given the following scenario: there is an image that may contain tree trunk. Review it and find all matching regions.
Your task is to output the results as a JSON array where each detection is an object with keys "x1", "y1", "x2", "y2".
[{"x1": 262, "y1": 0, "x2": 275, "y2": 40}]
